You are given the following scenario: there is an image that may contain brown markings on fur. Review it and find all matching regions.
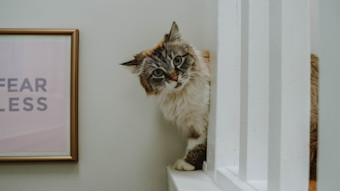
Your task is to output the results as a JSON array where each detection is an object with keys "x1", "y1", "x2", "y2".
[
  {"x1": 136, "y1": 38, "x2": 165, "y2": 60},
  {"x1": 200, "y1": 50, "x2": 210, "y2": 72},
  {"x1": 187, "y1": 49, "x2": 200, "y2": 73},
  {"x1": 124, "y1": 39, "x2": 167, "y2": 95},
  {"x1": 139, "y1": 77, "x2": 153, "y2": 95},
  {"x1": 310, "y1": 54, "x2": 319, "y2": 180},
  {"x1": 309, "y1": 180, "x2": 317, "y2": 191},
  {"x1": 184, "y1": 143, "x2": 207, "y2": 170},
  {"x1": 122, "y1": 38, "x2": 166, "y2": 69},
  {"x1": 168, "y1": 70, "x2": 178, "y2": 81},
  {"x1": 187, "y1": 127, "x2": 200, "y2": 139}
]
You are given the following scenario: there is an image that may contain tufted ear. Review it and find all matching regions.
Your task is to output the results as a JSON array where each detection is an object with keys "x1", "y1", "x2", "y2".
[
  {"x1": 121, "y1": 57, "x2": 154, "y2": 95},
  {"x1": 167, "y1": 21, "x2": 181, "y2": 42},
  {"x1": 120, "y1": 59, "x2": 142, "y2": 73}
]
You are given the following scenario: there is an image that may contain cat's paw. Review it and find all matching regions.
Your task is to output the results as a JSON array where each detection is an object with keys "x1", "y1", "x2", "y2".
[{"x1": 173, "y1": 159, "x2": 195, "y2": 171}]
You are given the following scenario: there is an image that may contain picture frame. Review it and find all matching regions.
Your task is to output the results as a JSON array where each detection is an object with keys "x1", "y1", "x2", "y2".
[{"x1": 0, "y1": 29, "x2": 78, "y2": 161}]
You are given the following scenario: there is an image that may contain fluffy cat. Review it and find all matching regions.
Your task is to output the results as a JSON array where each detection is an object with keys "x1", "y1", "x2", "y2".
[{"x1": 121, "y1": 22, "x2": 210, "y2": 171}]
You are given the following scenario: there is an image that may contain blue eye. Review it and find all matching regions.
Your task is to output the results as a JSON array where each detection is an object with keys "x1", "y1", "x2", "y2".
[
  {"x1": 153, "y1": 69, "x2": 164, "y2": 77},
  {"x1": 173, "y1": 56, "x2": 182, "y2": 66}
]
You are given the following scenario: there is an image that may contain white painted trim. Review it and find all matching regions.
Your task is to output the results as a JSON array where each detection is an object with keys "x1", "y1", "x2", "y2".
[
  {"x1": 246, "y1": 0, "x2": 269, "y2": 181},
  {"x1": 279, "y1": 1, "x2": 310, "y2": 190},
  {"x1": 216, "y1": 168, "x2": 256, "y2": 191},
  {"x1": 167, "y1": 167, "x2": 221, "y2": 191},
  {"x1": 268, "y1": 0, "x2": 311, "y2": 190},
  {"x1": 267, "y1": 0, "x2": 283, "y2": 190},
  {"x1": 207, "y1": 0, "x2": 241, "y2": 179},
  {"x1": 318, "y1": 0, "x2": 340, "y2": 190},
  {"x1": 179, "y1": 0, "x2": 311, "y2": 190},
  {"x1": 239, "y1": 0, "x2": 250, "y2": 181}
]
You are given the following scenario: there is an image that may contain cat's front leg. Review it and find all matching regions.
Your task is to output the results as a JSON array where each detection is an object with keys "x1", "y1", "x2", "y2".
[
  {"x1": 173, "y1": 128, "x2": 207, "y2": 171},
  {"x1": 173, "y1": 158, "x2": 195, "y2": 171}
]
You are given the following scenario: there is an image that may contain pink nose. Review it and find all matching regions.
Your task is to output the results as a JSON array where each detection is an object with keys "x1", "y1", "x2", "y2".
[{"x1": 172, "y1": 75, "x2": 178, "y2": 81}]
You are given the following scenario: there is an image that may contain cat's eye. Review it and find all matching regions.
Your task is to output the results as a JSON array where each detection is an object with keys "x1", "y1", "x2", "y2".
[
  {"x1": 173, "y1": 56, "x2": 182, "y2": 66},
  {"x1": 153, "y1": 69, "x2": 165, "y2": 77}
]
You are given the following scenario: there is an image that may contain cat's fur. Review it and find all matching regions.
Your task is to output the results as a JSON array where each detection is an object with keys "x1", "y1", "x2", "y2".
[
  {"x1": 310, "y1": 54, "x2": 318, "y2": 180},
  {"x1": 121, "y1": 22, "x2": 210, "y2": 170}
]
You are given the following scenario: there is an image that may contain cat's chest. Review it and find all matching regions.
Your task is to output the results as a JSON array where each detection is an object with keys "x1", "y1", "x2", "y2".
[
  {"x1": 157, "y1": 84, "x2": 209, "y2": 127},
  {"x1": 161, "y1": 95, "x2": 196, "y2": 116}
]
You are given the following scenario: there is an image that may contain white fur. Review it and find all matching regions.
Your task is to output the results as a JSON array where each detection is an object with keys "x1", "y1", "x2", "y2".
[
  {"x1": 157, "y1": 49, "x2": 210, "y2": 136},
  {"x1": 173, "y1": 159, "x2": 195, "y2": 171},
  {"x1": 187, "y1": 137, "x2": 205, "y2": 151},
  {"x1": 156, "y1": 49, "x2": 210, "y2": 170}
]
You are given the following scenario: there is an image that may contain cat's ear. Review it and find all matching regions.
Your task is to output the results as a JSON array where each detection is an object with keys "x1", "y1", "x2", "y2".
[
  {"x1": 120, "y1": 59, "x2": 142, "y2": 74},
  {"x1": 167, "y1": 21, "x2": 181, "y2": 42}
]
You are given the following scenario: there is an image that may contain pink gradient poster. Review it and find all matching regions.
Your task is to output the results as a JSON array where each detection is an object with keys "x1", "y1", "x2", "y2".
[{"x1": 0, "y1": 36, "x2": 70, "y2": 156}]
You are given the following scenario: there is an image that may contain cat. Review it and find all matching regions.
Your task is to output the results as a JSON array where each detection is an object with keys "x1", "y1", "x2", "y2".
[
  {"x1": 310, "y1": 54, "x2": 318, "y2": 180},
  {"x1": 121, "y1": 22, "x2": 210, "y2": 171}
]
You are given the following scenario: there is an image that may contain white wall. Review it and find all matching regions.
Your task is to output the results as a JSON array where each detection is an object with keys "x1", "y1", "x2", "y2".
[
  {"x1": 0, "y1": 0, "x2": 217, "y2": 190},
  {"x1": 318, "y1": 0, "x2": 340, "y2": 190},
  {"x1": 310, "y1": 0, "x2": 319, "y2": 55}
]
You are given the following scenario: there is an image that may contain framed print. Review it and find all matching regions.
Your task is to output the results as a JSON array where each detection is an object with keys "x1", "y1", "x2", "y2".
[{"x1": 0, "y1": 29, "x2": 78, "y2": 161}]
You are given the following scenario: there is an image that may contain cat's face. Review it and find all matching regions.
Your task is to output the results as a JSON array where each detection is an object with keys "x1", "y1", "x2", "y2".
[{"x1": 121, "y1": 22, "x2": 197, "y2": 95}]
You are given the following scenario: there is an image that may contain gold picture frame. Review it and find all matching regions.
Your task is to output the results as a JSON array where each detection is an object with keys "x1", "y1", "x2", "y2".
[{"x1": 0, "y1": 29, "x2": 78, "y2": 161}]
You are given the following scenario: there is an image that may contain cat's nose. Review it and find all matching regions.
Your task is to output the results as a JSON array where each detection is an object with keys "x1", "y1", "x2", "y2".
[{"x1": 172, "y1": 75, "x2": 178, "y2": 81}]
